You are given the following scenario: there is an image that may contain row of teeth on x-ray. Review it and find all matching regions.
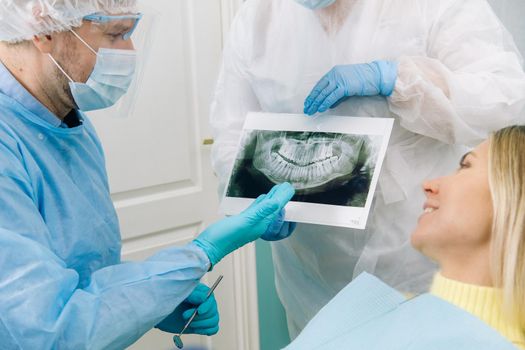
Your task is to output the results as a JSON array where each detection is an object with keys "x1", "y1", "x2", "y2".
[
  {"x1": 266, "y1": 141, "x2": 344, "y2": 184},
  {"x1": 275, "y1": 142, "x2": 338, "y2": 166}
]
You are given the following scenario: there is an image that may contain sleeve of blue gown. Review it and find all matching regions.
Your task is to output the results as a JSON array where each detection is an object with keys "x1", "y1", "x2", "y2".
[
  {"x1": 0, "y1": 146, "x2": 210, "y2": 349},
  {"x1": 0, "y1": 226, "x2": 210, "y2": 350}
]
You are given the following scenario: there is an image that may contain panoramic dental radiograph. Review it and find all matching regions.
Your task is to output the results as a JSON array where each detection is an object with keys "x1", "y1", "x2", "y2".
[{"x1": 226, "y1": 130, "x2": 380, "y2": 207}]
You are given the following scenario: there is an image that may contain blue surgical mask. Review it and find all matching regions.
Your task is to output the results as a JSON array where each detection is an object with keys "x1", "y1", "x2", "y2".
[
  {"x1": 294, "y1": 0, "x2": 337, "y2": 10},
  {"x1": 49, "y1": 30, "x2": 137, "y2": 112}
]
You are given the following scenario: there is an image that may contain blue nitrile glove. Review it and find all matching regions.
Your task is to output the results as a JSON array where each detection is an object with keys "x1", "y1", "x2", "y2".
[
  {"x1": 156, "y1": 284, "x2": 219, "y2": 336},
  {"x1": 304, "y1": 60, "x2": 398, "y2": 115},
  {"x1": 194, "y1": 183, "x2": 295, "y2": 266},
  {"x1": 261, "y1": 208, "x2": 297, "y2": 241}
]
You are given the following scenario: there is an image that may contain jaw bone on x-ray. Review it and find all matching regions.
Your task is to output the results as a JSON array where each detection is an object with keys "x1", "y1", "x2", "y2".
[
  {"x1": 227, "y1": 130, "x2": 379, "y2": 207},
  {"x1": 254, "y1": 131, "x2": 369, "y2": 192}
]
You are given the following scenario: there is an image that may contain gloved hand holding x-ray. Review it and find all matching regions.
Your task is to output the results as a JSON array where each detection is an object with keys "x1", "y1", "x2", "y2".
[
  {"x1": 221, "y1": 113, "x2": 393, "y2": 229},
  {"x1": 196, "y1": 182, "x2": 296, "y2": 266},
  {"x1": 304, "y1": 61, "x2": 398, "y2": 115}
]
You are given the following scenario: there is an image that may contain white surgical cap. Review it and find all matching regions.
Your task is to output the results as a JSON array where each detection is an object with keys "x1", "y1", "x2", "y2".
[{"x1": 0, "y1": 0, "x2": 138, "y2": 43}]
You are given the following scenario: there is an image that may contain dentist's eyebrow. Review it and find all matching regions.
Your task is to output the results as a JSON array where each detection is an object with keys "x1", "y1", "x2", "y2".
[{"x1": 106, "y1": 22, "x2": 134, "y2": 34}]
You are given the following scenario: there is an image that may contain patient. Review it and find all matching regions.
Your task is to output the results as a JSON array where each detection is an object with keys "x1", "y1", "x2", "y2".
[{"x1": 286, "y1": 125, "x2": 525, "y2": 350}]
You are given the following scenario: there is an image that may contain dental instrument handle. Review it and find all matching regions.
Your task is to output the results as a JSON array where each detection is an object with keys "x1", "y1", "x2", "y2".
[
  {"x1": 173, "y1": 275, "x2": 223, "y2": 347},
  {"x1": 182, "y1": 275, "x2": 222, "y2": 334}
]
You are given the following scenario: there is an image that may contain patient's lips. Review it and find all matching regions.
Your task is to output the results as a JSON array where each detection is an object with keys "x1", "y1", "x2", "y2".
[
  {"x1": 423, "y1": 201, "x2": 439, "y2": 211},
  {"x1": 422, "y1": 201, "x2": 439, "y2": 215},
  {"x1": 253, "y1": 131, "x2": 366, "y2": 192}
]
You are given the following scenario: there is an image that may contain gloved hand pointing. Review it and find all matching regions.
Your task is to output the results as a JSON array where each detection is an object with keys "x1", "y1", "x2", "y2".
[
  {"x1": 194, "y1": 183, "x2": 295, "y2": 266},
  {"x1": 304, "y1": 60, "x2": 398, "y2": 115}
]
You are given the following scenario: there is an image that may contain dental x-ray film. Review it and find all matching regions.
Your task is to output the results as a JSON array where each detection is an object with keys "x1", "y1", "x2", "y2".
[{"x1": 221, "y1": 112, "x2": 394, "y2": 229}]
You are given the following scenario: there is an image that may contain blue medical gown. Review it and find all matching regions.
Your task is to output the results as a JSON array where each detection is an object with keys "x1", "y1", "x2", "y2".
[
  {"x1": 285, "y1": 273, "x2": 517, "y2": 350},
  {"x1": 0, "y1": 65, "x2": 210, "y2": 349}
]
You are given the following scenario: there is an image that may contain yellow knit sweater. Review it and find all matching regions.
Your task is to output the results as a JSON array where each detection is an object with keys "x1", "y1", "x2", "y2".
[{"x1": 430, "y1": 273, "x2": 525, "y2": 349}]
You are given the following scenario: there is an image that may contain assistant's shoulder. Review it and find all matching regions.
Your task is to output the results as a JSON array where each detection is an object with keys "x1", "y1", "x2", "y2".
[
  {"x1": 422, "y1": 0, "x2": 511, "y2": 52},
  {"x1": 227, "y1": 0, "x2": 279, "y2": 57},
  {"x1": 386, "y1": 0, "x2": 493, "y2": 24},
  {"x1": 420, "y1": 0, "x2": 498, "y2": 26},
  {"x1": 233, "y1": 0, "x2": 274, "y2": 29},
  {"x1": 383, "y1": 0, "x2": 455, "y2": 24}
]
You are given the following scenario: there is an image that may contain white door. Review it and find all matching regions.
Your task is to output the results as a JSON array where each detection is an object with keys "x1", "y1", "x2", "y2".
[{"x1": 89, "y1": 1, "x2": 258, "y2": 349}]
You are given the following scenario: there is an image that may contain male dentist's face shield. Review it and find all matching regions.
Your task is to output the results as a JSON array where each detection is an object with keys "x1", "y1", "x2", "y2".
[{"x1": 48, "y1": 6, "x2": 158, "y2": 116}]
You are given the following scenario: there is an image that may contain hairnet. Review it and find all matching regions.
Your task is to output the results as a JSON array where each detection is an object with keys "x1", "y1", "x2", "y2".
[{"x1": 0, "y1": 0, "x2": 138, "y2": 43}]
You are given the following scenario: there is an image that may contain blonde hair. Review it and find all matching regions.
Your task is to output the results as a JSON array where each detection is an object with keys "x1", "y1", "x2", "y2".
[{"x1": 489, "y1": 125, "x2": 525, "y2": 330}]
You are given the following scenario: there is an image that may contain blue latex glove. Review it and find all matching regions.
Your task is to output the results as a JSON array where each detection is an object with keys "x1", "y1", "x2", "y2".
[
  {"x1": 261, "y1": 208, "x2": 297, "y2": 241},
  {"x1": 156, "y1": 283, "x2": 219, "y2": 336},
  {"x1": 304, "y1": 60, "x2": 398, "y2": 115},
  {"x1": 194, "y1": 183, "x2": 295, "y2": 266}
]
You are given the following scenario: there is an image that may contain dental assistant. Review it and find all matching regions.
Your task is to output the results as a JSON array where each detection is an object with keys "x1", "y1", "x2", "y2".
[
  {"x1": 210, "y1": 0, "x2": 525, "y2": 336},
  {"x1": 0, "y1": 1, "x2": 295, "y2": 349}
]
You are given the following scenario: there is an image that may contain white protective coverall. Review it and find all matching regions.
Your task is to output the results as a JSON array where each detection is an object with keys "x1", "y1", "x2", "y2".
[
  {"x1": 210, "y1": 0, "x2": 525, "y2": 337},
  {"x1": 487, "y1": 0, "x2": 525, "y2": 57}
]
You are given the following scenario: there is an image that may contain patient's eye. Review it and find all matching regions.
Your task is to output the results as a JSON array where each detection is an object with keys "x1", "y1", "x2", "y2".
[
  {"x1": 458, "y1": 152, "x2": 472, "y2": 171},
  {"x1": 459, "y1": 158, "x2": 470, "y2": 170}
]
